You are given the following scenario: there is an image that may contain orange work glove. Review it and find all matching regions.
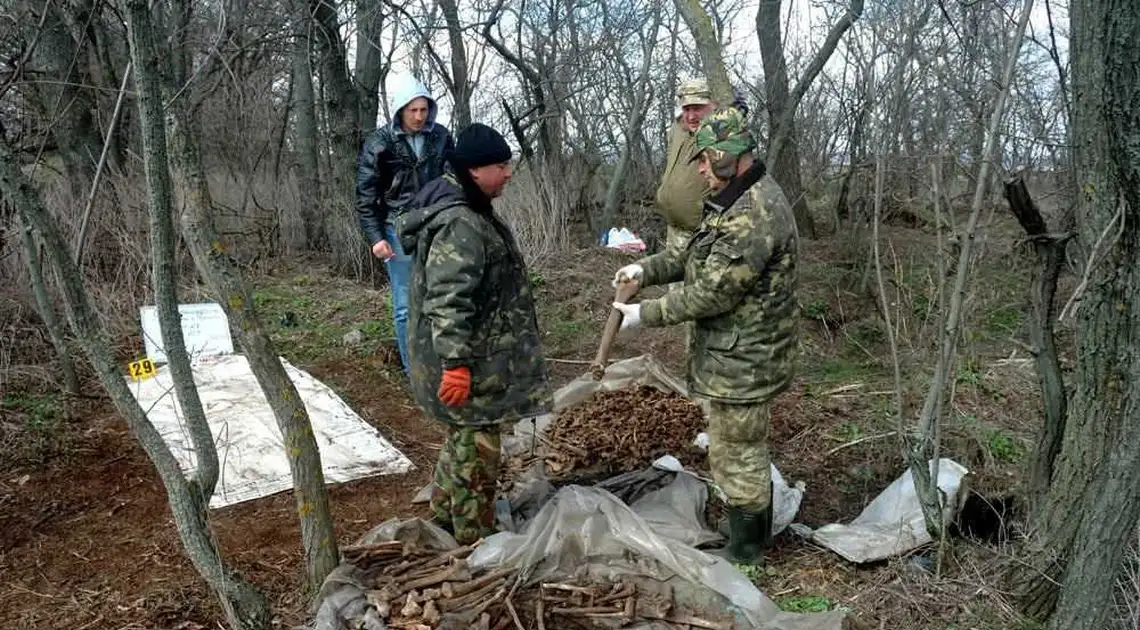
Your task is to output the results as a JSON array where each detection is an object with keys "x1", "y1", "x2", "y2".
[{"x1": 438, "y1": 366, "x2": 472, "y2": 407}]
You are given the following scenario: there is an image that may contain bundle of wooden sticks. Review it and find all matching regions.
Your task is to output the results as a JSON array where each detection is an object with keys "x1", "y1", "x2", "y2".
[{"x1": 338, "y1": 540, "x2": 736, "y2": 630}]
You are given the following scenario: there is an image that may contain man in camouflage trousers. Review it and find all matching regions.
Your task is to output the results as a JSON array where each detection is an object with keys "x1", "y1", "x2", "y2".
[
  {"x1": 611, "y1": 108, "x2": 799, "y2": 566},
  {"x1": 397, "y1": 123, "x2": 551, "y2": 545}
]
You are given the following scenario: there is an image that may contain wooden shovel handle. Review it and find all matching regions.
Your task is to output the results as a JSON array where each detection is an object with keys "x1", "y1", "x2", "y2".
[{"x1": 591, "y1": 280, "x2": 641, "y2": 380}]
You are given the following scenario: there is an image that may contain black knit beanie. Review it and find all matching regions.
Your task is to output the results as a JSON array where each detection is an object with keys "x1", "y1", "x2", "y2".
[{"x1": 452, "y1": 123, "x2": 512, "y2": 168}]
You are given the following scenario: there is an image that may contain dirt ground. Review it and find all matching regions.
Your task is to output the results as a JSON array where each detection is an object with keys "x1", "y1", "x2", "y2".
[{"x1": 0, "y1": 230, "x2": 1046, "y2": 629}]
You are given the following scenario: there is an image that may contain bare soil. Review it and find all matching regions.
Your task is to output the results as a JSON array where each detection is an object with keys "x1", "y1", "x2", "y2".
[{"x1": 0, "y1": 354, "x2": 440, "y2": 629}]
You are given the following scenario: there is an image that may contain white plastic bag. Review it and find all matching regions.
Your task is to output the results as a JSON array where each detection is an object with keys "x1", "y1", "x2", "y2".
[{"x1": 603, "y1": 227, "x2": 647, "y2": 253}]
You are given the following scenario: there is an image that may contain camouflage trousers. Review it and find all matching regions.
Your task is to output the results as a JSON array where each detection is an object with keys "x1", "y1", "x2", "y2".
[
  {"x1": 707, "y1": 401, "x2": 772, "y2": 511},
  {"x1": 430, "y1": 426, "x2": 502, "y2": 545}
]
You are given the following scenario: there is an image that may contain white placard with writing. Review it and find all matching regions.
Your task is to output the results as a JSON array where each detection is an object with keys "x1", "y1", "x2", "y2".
[{"x1": 140, "y1": 302, "x2": 234, "y2": 364}]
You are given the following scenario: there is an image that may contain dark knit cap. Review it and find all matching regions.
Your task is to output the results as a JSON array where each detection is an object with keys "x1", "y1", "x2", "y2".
[{"x1": 452, "y1": 123, "x2": 512, "y2": 168}]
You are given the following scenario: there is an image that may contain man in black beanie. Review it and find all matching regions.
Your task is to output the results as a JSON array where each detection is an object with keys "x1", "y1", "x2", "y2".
[{"x1": 396, "y1": 123, "x2": 551, "y2": 544}]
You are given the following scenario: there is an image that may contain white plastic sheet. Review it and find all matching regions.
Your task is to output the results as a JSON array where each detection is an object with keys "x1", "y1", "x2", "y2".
[
  {"x1": 652, "y1": 455, "x2": 805, "y2": 537},
  {"x1": 126, "y1": 354, "x2": 414, "y2": 508},
  {"x1": 805, "y1": 458, "x2": 969, "y2": 563},
  {"x1": 469, "y1": 484, "x2": 845, "y2": 630}
]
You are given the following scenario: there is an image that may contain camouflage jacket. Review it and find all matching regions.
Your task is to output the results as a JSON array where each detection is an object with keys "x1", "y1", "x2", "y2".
[
  {"x1": 654, "y1": 121, "x2": 711, "y2": 232},
  {"x1": 397, "y1": 173, "x2": 551, "y2": 428},
  {"x1": 638, "y1": 161, "x2": 799, "y2": 403}
]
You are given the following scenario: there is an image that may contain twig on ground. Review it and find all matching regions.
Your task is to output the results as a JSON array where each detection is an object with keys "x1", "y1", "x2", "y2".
[{"x1": 826, "y1": 431, "x2": 899, "y2": 456}]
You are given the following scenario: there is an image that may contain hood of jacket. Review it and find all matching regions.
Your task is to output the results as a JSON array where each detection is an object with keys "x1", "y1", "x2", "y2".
[
  {"x1": 399, "y1": 169, "x2": 495, "y2": 256},
  {"x1": 389, "y1": 77, "x2": 438, "y2": 133},
  {"x1": 398, "y1": 172, "x2": 464, "y2": 255}
]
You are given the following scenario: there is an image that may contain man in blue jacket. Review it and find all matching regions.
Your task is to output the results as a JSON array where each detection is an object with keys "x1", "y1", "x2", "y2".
[{"x1": 356, "y1": 78, "x2": 454, "y2": 376}]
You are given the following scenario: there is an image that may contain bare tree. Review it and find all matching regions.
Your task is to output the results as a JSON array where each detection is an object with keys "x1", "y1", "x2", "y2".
[
  {"x1": 1, "y1": 126, "x2": 272, "y2": 630},
  {"x1": 1007, "y1": 2, "x2": 1140, "y2": 628},
  {"x1": 601, "y1": 3, "x2": 663, "y2": 230},
  {"x1": 16, "y1": 204, "x2": 80, "y2": 395},
  {"x1": 673, "y1": 0, "x2": 734, "y2": 103},
  {"x1": 355, "y1": 0, "x2": 390, "y2": 132},
  {"x1": 160, "y1": 0, "x2": 342, "y2": 593},
  {"x1": 438, "y1": 0, "x2": 472, "y2": 129},
  {"x1": 310, "y1": 0, "x2": 367, "y2": 278},
  {"x1": 292, "y1": 0, "x2": 326, "y2": 249},
  {"x1": 756, "y1": 0, "x2": 864, "y2": 239}
]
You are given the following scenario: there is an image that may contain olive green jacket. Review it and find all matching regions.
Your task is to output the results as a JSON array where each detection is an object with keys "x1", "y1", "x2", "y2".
[{"x1": 654, "y1": 121, "x2": 711, "y2": 232}]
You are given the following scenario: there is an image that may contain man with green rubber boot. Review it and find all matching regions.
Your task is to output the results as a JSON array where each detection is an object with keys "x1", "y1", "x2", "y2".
[{"x1": 610, "y1": 108, "x2": 799, "y2": 565}]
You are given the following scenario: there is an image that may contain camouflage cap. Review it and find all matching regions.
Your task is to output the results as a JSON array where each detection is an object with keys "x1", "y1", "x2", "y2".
[
  {"x1": 694, "y1": 107, "x2": 756, "y2": 160},
  {"x1": 677, "y1": 78, "x2": 713, "y2": 107}
]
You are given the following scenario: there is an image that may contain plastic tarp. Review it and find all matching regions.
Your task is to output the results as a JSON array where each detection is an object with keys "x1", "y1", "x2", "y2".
[
  {"x1": 651, "y1": 455, "x2": 804, "y2": 538},
  {"x1": 312, "y1": 481, "x2": 845, "y2": 630},
  {"x1": 469, "y1": 483, "x2": 845, "y2": 630},
  {"x1": 801, "y1": 458, "x2": 969, "y2": 564},
  {"x1": 126, "y1": 354, "x2": 414, "y2": 509}
]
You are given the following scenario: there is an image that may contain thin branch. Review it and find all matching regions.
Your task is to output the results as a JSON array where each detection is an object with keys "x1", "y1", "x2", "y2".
[
  {"x1": 75, "y1": 60, "x2": 132, "y2": 265},
  {"x1": 1058, "y1": 201, "x2": 1125, "y2": 322}
]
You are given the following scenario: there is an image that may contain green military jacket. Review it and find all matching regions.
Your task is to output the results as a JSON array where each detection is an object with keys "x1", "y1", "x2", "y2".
[
  {"x1": 639, "y1": 161, "x2": 799, "y2": 403},
  {"x1": 655, "y1": 121, "x2": 711, "y2": 232},
  {"x1": 397, "y1": 174, "x2": 551, "y2": 428}
]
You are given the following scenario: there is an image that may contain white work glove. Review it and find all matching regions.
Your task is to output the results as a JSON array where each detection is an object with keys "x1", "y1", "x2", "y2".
[
  {"x1": 612, "y1": 302, "x2": 642, "y2": 330},
  {"x1": 612, "y1": 263, "x2": 644, "y2": 288}
]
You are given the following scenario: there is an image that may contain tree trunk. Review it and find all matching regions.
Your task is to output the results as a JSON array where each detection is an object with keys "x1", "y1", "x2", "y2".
[
  {"x1": 354, "y1": 0, "x2": 386, "y2": 132},
  {"x1": 123, "y1": 0, "x2": 218, "y2": 502},
  {"x1": 310, "y1": 0, "x2": 366, "y2": 279},
  {"x1": 292, "y1": 2, "x2": 326, "y2": 250},
  {"x1": 834, "y1": 97, "x2": 867, "y2": 230},
  {"x1": 0, "y1": 135, "x2": 271, "y2": 630},
  {"x1": 439, "y1": 0, "x2": 471, "y2": 130},
  {"x1": 1009, "y1": 3, "x2": 1140, "y2": 628},
  {"x1": 17, "y1": 205, "x2": 81, "y2": 395},
  {"x1": 27, "y1": 1, "x2": 103, "y2": 191},
  {"x1": 156, "y1": 0, "x2": 341, "y2": 594},
  {"x1": 756, "y1": 0, "x2": 864, "y2": 240},
  {"x1": 167, "y1": 104, "x2": 341, "y2": 594},
  {"x1": 755, "y1": 0, "x2": 815, "y2": 239},
  {"x1": 671, "y1": 0, "x2": 733, "y2": 105},
  {"x1": 1002, "y1": 178, "x2": 1068, "y2": 517}
]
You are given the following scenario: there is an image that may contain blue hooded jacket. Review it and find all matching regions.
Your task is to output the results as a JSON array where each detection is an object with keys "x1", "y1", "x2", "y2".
[{"x1": 355, "y1": 78, "x2": 454, "y2": 246}]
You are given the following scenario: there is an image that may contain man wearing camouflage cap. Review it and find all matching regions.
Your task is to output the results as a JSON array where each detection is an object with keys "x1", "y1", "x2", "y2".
[
  {"x1": 610, "y1": 108, "x2": 799, "y2": 566},
  {"x1": 655, "y1": 78, "x2": 717, "y2": 257}
]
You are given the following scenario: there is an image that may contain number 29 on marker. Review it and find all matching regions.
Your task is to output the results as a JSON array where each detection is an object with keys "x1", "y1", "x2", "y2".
[{"x1": 128, "y1": 357, "x2": 156, "y2": 381}]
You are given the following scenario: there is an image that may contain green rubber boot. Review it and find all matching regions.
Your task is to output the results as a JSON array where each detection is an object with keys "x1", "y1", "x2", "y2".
[{"x1": 726, "y1": 502, "x2": 773, "y2": 566}]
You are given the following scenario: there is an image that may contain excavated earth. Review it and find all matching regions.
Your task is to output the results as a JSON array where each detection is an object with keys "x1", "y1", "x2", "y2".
[{"x1": 541, "y1": 385, "x2": 708, "y2": 484}]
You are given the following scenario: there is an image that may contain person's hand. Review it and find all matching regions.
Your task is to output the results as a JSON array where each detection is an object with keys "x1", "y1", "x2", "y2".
[
  {"x1": 438, "y1": 367, "x2": 472, "y2": 407},
  {"x1": 612, "y1": 263, "x2": 644, "y2": 288},
  {"x1": 372, "y1": 239, "x2": 394, "y2": 260},
  {"x1": 612, "y1": 302, "x2": 642, "y2": 330}
]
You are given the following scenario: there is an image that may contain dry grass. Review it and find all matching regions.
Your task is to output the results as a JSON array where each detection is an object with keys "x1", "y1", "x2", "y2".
[
  {"x1": 496, "y1": 161, "x2": 581, "y2": 269},
  {"x1": 1120, "y1": 531, "x2": 1140, "y2": 630},
  {"x1": 758, "y1": 538, "x2": 1030, "y2": 629}
]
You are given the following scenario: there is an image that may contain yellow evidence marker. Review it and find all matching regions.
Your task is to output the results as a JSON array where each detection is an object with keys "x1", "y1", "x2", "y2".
[{"x1": 128, "y1": 357, "x2": 157, "y2": 381}]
